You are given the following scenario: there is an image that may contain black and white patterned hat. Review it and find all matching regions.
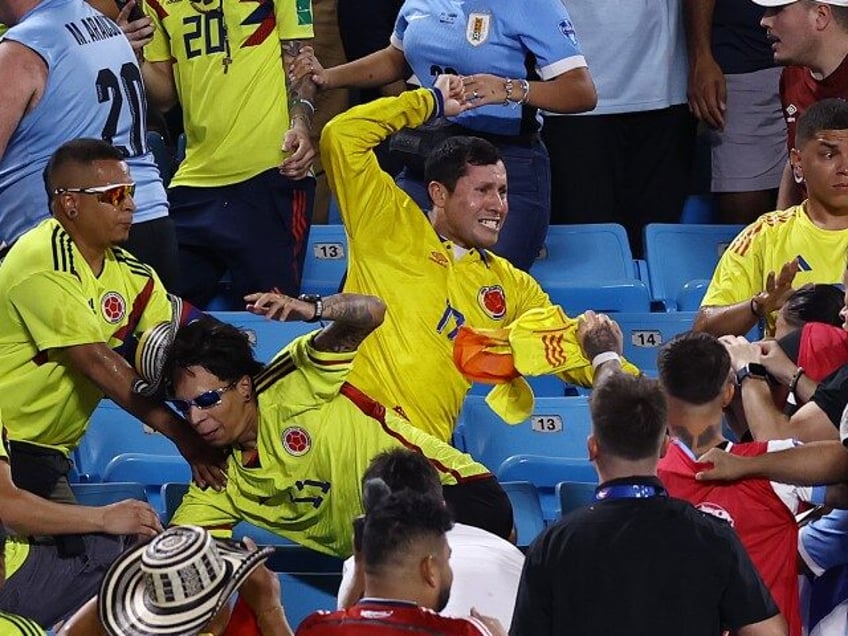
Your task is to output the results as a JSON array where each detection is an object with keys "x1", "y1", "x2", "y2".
[
  {"x1": 132, "y1": 294, "x2": 182, "y2": 397},
  {"x1": 99, "y1": 525, "x2": 274, "y2": 636}
]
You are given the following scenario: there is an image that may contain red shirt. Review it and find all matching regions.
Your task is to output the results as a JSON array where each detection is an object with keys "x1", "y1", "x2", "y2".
[
  {"x1": 779, "y1": 53, "x2": 848, "y2": 151},
  {"x1": 658, "y1": 440, "x2": 802, "y2": 636},
  {"x1": 296, "y1": 600, "x2": 494, "y2": 635}
]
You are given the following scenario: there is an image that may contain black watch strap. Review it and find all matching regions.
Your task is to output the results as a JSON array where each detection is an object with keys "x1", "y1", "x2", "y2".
[
  {"x1": 736, "y1": 363, "x2": 768, "y2": 385},
  {"x1": 299, "y1": 294, "x2": 323, "y2": 323}
]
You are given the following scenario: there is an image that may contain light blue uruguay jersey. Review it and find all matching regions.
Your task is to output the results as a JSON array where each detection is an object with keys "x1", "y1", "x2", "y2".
[
  {"x1": 391, "y1": 0, "x2": 586, "y2": 136},
  {"x1": 0, "y1": 0, "x2": 167, "y2": 248}
]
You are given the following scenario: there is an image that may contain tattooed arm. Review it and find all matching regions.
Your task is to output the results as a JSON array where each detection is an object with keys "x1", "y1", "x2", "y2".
[
  {"x1": 279, "y1": 38, "x2": 318, "y2": 179},
  {"x1": 576, "y1": 310, "x2": 625, "y2": 388},
  {"x1": 245, "y1": 292, "x2": 386, "y2": 353}
]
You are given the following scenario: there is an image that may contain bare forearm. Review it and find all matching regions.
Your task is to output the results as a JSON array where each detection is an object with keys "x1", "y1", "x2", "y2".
[
  {"x1": 740, "y1": 380, "x2": 792, "y2": 441},
  {"x1": 141, "y1": 59, "x2": 179, "y2": 112},
  {"x1": 282, "y1": 39, "x2": 317, "y2": 128},
  {"x1": 0, "y1": 487, "x2": 109, "y2": 536},
  {"x1": 683, "y1": 0, "x2": 715, "y2": 61},
  {"x1": 744, "y1": 441, "x2": 848, "y2": 485},
  {"x1": 312, "y1": 294, "x2": 386, "y2": 353},
  {"x1": 325, "y1": 46, "x2": 407, "y2": 90},
  {"x1": 693, "y1": 302, "x2": 760, "y2": 337},
  {"x1": 529, "y1": 68, "x2": 596, "y2": 114}
]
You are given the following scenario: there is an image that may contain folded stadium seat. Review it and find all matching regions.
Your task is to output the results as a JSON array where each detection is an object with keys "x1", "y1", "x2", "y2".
[
  {"x1": 454, "y1": 394, "x2": 592, "y2": 474},
  {"x1": 468, "y1": 374, "x2": 567, "y2": 398},
  {"x1": 613, "y1": 311, "x2": 698, "y2": 376},
  {"x1": 327, "y1": 194, "x2": 343, "y2": 225},
  {"x1": 74, "y1": 400, "x2": 190, "y2": 514},
  {"x1": 530, "y1": 224, "x2": 651, "y2": 315},
  {"x1": 70, "y1": 481, "x2": 147, "y2": 506},
  {"x1": 497, "y1": 455, "x2": 597, "y2": 522},
  {"x1": 556, "y1": 480, "x2": 598, "y2": 517},
  {"x1": 207, "y1": 311, "x2": 319, "y2": 363},
  {"x1": 499, "y1": 480, "x2": 546, "y2": 548},
  {"x1": 643, "y1": 223, "x2": 744, "y2": 311},
  {"x1": 302, "y1": 225, "x2": 348, "y2": 297},
  {"x1": 145, "y1": 131, "x2": 174, "y2": 187}
]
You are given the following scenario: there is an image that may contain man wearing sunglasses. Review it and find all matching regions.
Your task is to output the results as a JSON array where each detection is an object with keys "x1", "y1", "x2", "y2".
[
  {"x1": 166, "y1": 289, "x2": 513, "y2": 559},
  {"x1": 0, "y1": 139, "x2": 225, "y2": 521}
]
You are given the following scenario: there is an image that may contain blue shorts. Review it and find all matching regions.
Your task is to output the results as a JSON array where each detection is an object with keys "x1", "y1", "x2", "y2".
[{"x1": 169, "y1": 169, "x2": 315, "y2": 308}]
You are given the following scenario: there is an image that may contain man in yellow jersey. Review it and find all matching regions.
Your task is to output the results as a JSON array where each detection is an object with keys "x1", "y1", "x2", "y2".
[
  {"x1": 319, "y1": 75, "x2": 636, "y2": 444},
  {"x1": 695, "y1": 98, "x2": 848, "y2": 338},
  {"x1": 0, "y1": 139, "x2": 224, "y2": 517},
  {"x1": 167, "y1": 289, "x2": 513, "y2": 555},
  {"x1": 139, "y1": 0, "x2": 318, "y2": 308},
  {"x1": 0, "y1": 427, "x2": 162, "y2": 629}
]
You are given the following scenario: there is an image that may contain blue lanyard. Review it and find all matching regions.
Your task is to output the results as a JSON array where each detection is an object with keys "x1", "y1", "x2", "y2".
[{"x1": 594, "y1": 483, "x2": 667, "y2": 502}]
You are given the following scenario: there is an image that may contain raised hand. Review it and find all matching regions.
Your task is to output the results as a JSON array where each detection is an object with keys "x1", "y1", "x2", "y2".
[
  {"x1": 577, "y1": 310, "x2": 624, "y2": 359},
  {"x1": 289, "y1": 45, "x2": 328, "y2": 89},
  {"x1": 116, "y1": 0, "x2": 154, "y2": 52},
  {"x1": 245, "y1": 292, "x2": 318, "y2": 322}
]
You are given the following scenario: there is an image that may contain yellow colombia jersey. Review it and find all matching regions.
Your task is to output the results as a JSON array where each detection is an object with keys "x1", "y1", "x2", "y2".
[
  {"x1": 144, "y1": 0, "x2": 313, "y2": 187},
  {"x1": 0, "y1": 440, "x2": 30, "y2": 583},
  {"x1": 702, "y1": 204, "x2": 848, "y2": 333},
  {"x1": 0, "y1": 219, "x2": 173, "y2": 454},
  {"x1": 0, "y1": 613, "x2": 45, "y2": 636},
  {"x1": 171, "y1": 333, "x2": 488, "y2": 558},
  {"x1": 321, "y1": 89, "x2": 619, "y2": 443}
]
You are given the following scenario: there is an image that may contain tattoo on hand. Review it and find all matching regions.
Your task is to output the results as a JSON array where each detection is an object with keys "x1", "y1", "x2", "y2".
[{"x1": 582, "y1": 325, "x2": 620, "y2": 359}]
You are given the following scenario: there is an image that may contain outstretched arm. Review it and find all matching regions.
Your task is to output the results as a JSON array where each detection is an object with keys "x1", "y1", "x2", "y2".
[
  {"x1": 0, "y1": 458, "x2": 161, "y2": 537},
  {"x1": 576, "y1": 310, "x2": 625, "y2": 387},
  {"x1": 245, "y1": 291, "x2": 387, "y2": 353},
  {"x1": 64, "y1": 343, "x2": 228, "y2": 489}
]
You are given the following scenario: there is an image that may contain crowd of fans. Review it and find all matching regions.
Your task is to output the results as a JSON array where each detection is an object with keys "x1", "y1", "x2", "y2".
[{"x1": 1, "y1": 0, "x2": 848, "y2": 634}]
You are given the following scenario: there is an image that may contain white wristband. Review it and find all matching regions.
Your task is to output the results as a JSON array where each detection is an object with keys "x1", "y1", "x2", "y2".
[{"x1": 591, "y1": 351, "x2": 620, "y2": 370}]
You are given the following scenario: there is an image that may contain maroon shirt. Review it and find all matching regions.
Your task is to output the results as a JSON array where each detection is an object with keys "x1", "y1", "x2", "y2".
[{"x1": 779, "y1": 53, "x2": 848, "y2": 151}]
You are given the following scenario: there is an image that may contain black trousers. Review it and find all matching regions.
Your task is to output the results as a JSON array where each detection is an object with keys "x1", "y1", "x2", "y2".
[{"x1": 543, "y1": 104, "x2": 696, "y2": 257}]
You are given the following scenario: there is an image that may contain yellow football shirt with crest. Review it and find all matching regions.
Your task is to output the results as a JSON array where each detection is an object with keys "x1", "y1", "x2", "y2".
[
  {"x1": 321, "y1": 89, "x2": 619, "y2": 443},
  {"x1": 702, "y1": 204, "x2": 848, "y2": 332},
  {"x1": 143, "y1": 0, "x2": 313, "y2": 187},
  {"x1": 0, "y1": 218, "x2": 173, "y2": 454},
  {"x1": 171, "y1": 333, "x2": 489, "y2": 557}
]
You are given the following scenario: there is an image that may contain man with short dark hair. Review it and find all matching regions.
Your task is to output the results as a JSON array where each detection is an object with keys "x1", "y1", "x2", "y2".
[
  {"x1": 656, "y1": 331, "x2": 846, "y2": 636},
  {"x1": 695, "y1": 98, "x2": 848, "y2": 338},
  {"x1": 510, "y1": 364, "x2": 786, "y2": 636},
  {"x1": 0, "y1": 138, "x2": 223, "y2": 507},
  {"x1": 298, "y1": 485, "x2": 505, "y2": 635},
  {"x1": 337, "y1": 449, "x2": 524, "y2": 627}
]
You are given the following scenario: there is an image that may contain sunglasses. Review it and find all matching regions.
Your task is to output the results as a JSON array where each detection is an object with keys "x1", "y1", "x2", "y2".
[
  {"x1": 54, "y1": 183, "x2": 136, "y2": 207},
  {"x1": 170, "y1": 382, "x2": 237, "y2": 415}
]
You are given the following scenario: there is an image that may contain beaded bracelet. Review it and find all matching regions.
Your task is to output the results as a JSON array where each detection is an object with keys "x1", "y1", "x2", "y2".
[
  {"x1": 503, "y1": 78, "x2": 514, "y2": 106},
  {"x1": 518, "y1": 78, "x2": 531, "y2": 105},
  {"x1": 789, "y1": 367, "x2": 805, "y2": 395}
]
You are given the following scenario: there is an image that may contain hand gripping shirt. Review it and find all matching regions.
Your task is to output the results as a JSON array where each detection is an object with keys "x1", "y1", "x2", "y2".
[
  {"x1": 0, "y1": 219, "x2": 173, "y2": 454},
  {"x1": 320, "y1": 88, "x2": 636, "y2": 442},
  {"x1": 171, "y1": 332, "x2": 489, "y2": 557},
  {"x1": 144, "y1": 0, "x2": 314, "y2": 187}
]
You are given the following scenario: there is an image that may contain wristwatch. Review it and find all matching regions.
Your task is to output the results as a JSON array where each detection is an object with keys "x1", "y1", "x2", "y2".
[
  {"x1": 298, "y1": 294, "x2": 323, "y2": 323},
  {"x1": 736, "y1": 363, "x2": 768, "y2": 385}
]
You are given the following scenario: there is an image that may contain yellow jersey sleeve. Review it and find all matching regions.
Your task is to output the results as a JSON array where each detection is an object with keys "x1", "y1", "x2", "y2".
[
  {"x1": 170, "y1": 483, "x2": 239, "y2": 539},
  {"x1": 8, "y1": 271, "x2": 104, "y2": 351},
  {"x1": 321, "y1": 89, "x2": 438, "y2": 241},
  {"x1": 701, "y1": 224, "x2": 763, "y2": 308},
  {"x1": 143, "y1": 2, "x2": 172, "y2": 63},
  {"x1": 256, "y1": 333, "x2": 356, "y2": 412},
  {"x1": 275, "y1": 0, "x2": 314, "y2": 40}
]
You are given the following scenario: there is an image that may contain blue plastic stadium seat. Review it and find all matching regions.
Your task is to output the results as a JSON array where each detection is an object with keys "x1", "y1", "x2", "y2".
[
  {"x1": 454, "y1": 394, "x2": 592, "y2": 473},
  {"x1": 613, "y1": 311, "x2": 698, "y2": 375},
  {"x1": 532, "y1": 224, "x2": 650, "y2": 314},
  {"x1": 302, "y1": 225, "x2": 348, "y2": 296},
  {"x1": 500, "y1": 480, "x2": 546, "y2": 548},
  {"x1": 498, "y1": 455, "x2": 597, "y2": 521},
  {"x1": 278, "y1": 573, "x2": 343, "y2": 630},
  {"x1": 556, "y1": 480, "x2": 598, "y2": 517},
  {"x1": 643, "y1": 223, "x2": 744, "y2": 310},
  {"x1": 207, "y1": 311, "x2": 318, "y2": 363},
  {"x1": 70, "y1": 481, "x2": 147, "y2": 506}
]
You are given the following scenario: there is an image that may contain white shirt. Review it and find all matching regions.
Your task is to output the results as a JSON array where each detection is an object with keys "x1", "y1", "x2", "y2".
[{"x1": 338, "y1": 523, "x2": 525, "y2": 628}]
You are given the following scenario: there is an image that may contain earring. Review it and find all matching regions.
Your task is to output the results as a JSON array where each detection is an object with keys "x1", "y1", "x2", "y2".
[
  {"x1": 793, "y1": 169, "x2": 804, "y2": 184},
  {"x1": 67, "y1": 209, "x2": 78, "y2": 219}
]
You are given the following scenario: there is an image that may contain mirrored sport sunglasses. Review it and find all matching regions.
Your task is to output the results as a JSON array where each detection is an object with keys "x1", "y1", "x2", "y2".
[
  {"x1": 53, "y1": 182, "x2": 136, "y2": 207},
  {"x1": 170, "y1": 382, "x2": 237, "y2": 415}
]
